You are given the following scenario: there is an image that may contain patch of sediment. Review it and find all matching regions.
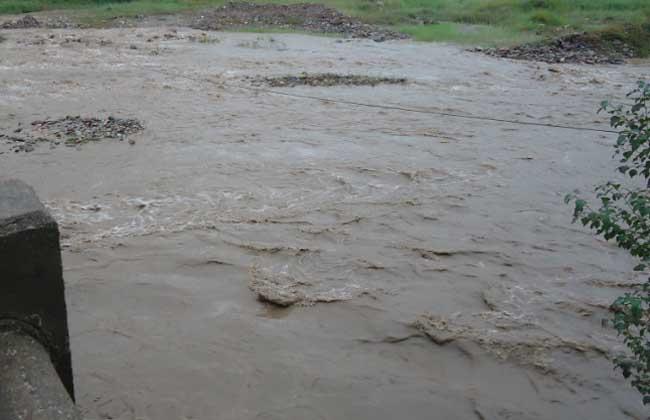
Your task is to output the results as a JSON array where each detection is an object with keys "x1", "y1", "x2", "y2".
[
  {"x1": 1, "y1": 116, "x2": 144, "y2": 153},
  {"x1": 246, "y1": 73, "x2": 407, "y2": 88}
]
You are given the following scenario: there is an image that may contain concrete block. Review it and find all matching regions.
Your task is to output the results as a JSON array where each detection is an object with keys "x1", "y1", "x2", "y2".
[
  {"x1": 0, "y1": 331, "x2": 81, "y2": 420},
  {"x1": 0, "y1": 179, "x2": 74, "y2": 399}
]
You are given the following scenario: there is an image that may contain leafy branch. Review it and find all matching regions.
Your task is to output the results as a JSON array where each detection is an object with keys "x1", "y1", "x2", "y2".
[{"x1": 567, "y1": 80, "x2": 650, "y2": 403}]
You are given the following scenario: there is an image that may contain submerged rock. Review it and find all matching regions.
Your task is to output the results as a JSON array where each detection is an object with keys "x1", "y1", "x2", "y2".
[
  {"x1": 248, "y1": 263, "x2": 360, "y2": 307},
  {"x1": 249, "y1": 265, "x2": 305, "y2": 307}
]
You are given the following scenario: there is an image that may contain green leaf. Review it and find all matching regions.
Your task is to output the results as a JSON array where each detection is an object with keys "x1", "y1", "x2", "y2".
[{"x1": 569, "y1": 80, "x2": 650, "y2": 405}]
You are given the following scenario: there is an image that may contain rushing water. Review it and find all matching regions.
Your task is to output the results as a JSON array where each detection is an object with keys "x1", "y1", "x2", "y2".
[{"x1": 1, "y1": 27, "x2": 650, "y2": 419}]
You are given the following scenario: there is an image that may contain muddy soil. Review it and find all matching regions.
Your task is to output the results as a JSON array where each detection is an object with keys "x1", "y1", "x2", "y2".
[{"x1": 1, "y1": 24, "x2": 650, "y2": 420}]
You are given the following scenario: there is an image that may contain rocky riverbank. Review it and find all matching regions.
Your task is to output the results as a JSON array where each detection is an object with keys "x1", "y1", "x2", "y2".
[
  {"x1": 475, "y1": 32, "x2": 637, "y2": 65},
  {"x1": 191, "y1": 2, "x2": 408, "y2": 42}
]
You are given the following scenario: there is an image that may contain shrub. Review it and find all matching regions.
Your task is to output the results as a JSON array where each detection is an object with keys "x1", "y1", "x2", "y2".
[
  {"x1": 522, "y1": 0, "x2": 561, "y2": 10},
  {"x1": 594, "y1": 22, "x2": 650, "y2": 58},
  {"x1": 529, "y1": 9, "x2": 565, "y2": 26},
  {"x1": 567, "y1": 80, "x2": 650, "y2": 403}
]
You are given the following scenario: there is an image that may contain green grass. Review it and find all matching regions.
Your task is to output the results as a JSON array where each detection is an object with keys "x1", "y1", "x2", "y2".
[
  {"x1": 590, "y1": 21, "x2": 650, "y2": 57},
  {"x1": 73, "y1": 0, "x2": 198, "y2": 25},
  {"x1": 0, "y1": 0, "x2": 126, "y2": 14},
  {"x1": 400, "y1": 22, "x2": 540, "y2": 45},
  {"x1": 0, "y1": 0, "x2": 216, "y2": 15},
  {"x1": 0, "y1": 0, "x2": 648, "y2": 50}
]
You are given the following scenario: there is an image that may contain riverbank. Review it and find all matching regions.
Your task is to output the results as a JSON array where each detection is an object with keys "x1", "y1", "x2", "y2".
[{"x1": 0, "y1": 0, "x2": 648, "y2": 49}]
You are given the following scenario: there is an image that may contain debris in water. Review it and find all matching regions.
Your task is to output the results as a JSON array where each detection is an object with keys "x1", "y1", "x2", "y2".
[
  {"x1": 1, "y1": 116, "x2": 144, "y2": 153},
  {"x1": 412, "y1": 311, "x2": 610, "y2": 372},
  {"x1": 248, "y1": 264, "x2": 360, "y2": 307},
  {"x1": 247, "y1": 73, "x2": 407, "y2": 88},
  {"x1": 187, "y1": 32, "x2": 221, "y2": 44},
  {"x1": 249, "y1": 265, "x2": 306, "y2": 307}
]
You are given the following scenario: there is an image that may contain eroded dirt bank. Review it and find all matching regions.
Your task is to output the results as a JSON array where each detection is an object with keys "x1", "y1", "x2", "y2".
[{"x1": 1, "y1": 25, "x2": 649, "y2": 419}]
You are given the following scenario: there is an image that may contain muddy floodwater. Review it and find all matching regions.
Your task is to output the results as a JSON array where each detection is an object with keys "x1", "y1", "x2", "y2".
[{"x1": 1, "y1": 27, "x2": 650, "y2": 419}]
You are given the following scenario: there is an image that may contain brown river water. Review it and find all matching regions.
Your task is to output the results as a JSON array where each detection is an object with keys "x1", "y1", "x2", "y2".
[{"x1": 1, "y1": 27, "x2": 650, "y2": 419}]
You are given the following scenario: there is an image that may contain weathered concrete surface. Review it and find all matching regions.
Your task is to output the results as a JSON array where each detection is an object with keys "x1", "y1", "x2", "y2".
[
  {"x1": 0, "y1": 331, "x2": 81, "y2": 420},
  {"x1": 0, "y1": 179, "x2": 74, "y2": 399}
]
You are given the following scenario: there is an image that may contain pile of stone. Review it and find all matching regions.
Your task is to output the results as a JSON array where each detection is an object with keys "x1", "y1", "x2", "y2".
[
  {"x1": 0, "y1": 14, "x2": 77, "y2": 30},
  {"x1": 247, "y1": 73, "x2": 408, "y2": 87},
  {"x1": 475, "y1": 32, "x2": 635, "y2": 65},
  {"x1": 32, "y1": 116, "x2": 144, "y2": 142},
  {"x1": 192, "y1": 2, "x2": 408, "y2": 42},
  {"x1": 1, "y1": 15, "x2": 41, "y2": 29},
  {"x1": 1, "y1": 116, "x2": 144, "y2": 153}
]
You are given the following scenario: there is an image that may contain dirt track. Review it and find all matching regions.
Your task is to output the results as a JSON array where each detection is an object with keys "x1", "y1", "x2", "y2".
[{"x1": 1, "y1": 24, "x2": 650, "y2": 419}]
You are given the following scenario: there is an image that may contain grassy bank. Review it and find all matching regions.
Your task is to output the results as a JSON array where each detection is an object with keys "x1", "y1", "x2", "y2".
[
  {"x1": 0, "y1": 0, "x2": 197, "y2": 16},
  {"x1": 0, "y1": 0, "x2": 648, "y2": 48},
  {"x1": 397, "y1": 22, "x2": 541, "y2": 46}
]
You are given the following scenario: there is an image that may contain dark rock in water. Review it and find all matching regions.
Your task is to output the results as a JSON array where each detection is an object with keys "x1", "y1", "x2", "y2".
[
  {"x1": 1, "y1": 15, "x2": 41, "y2": 29},
  {"x1": 191, "y1": 2, "x2": 408, "y2": 42},
  {"x1": 474, "y1": 32, "x2": 636, "y2": 65}
]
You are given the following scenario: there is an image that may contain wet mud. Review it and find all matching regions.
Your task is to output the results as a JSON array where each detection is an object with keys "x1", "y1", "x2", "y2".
[{"x1": 1, "y1": 24, "x2": 650, "y2": 419}]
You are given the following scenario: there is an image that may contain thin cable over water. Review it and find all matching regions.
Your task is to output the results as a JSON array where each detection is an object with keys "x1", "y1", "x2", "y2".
[
  {"x1": 152, "y1": 68, "x2": 618, "y2": 134},
  {"x1": 235, "y1": 85, "x2": 618, "y2": 134}
]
